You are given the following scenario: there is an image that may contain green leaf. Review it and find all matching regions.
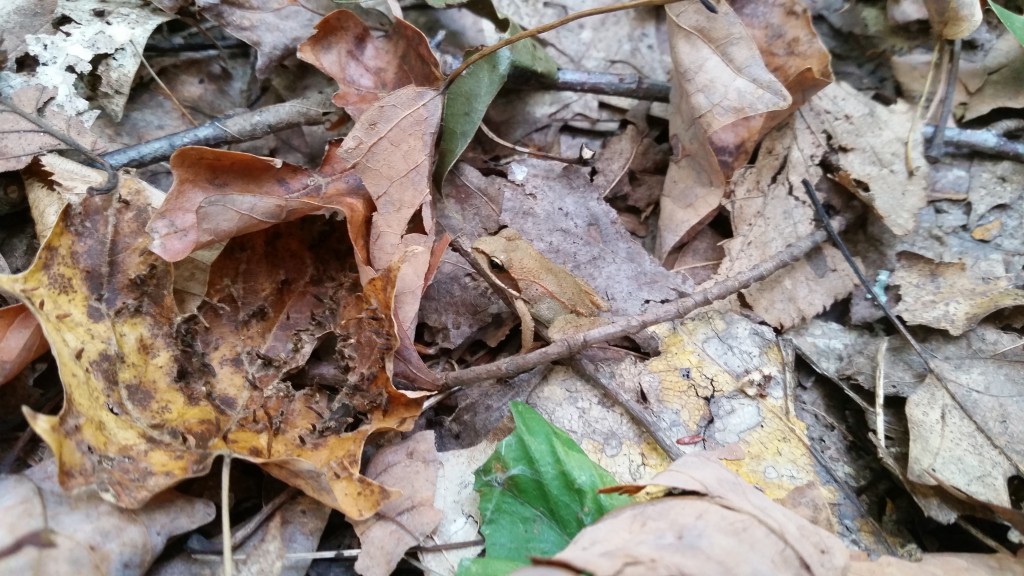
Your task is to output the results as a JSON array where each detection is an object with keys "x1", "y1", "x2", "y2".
[
  {"x1": 433, "y1": 45, "x2": 513, "y2": 187},
  {"x1": 433, "y1": 24, "x2": 558, "y2": 187},
  {"x1": 471, "y1": 402, "x2": 630, "y2": 565},
  {"x1": 990, "y1": 0, "x2": 1024, "y2": 47},
  {"x1": 456, "y1": 557, "x2": 528, "y2": 576}
]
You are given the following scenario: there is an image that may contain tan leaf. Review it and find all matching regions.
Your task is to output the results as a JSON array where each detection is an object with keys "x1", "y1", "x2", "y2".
[
  {"x1": 353, "y1": 431, "x2": 443, "y2": 576},
  {"x1": 0, "y1": 459, "x2": 214, "y2": 576},
  {"x1": 298, "y1": 10, "x2": 442, "y2": 118},
  {"x1": 528, "y1": 454, "x2": 850, "y2": 576},
  {"x1": 0, "y1": 182, "x2": 425, "y2": 520},
  {"x1": 924, "y1": 0, "x2": 982, "y2": 39},
  {"x1": 892, "y1": 252, "x2": 1024, "y2": 335},
  {"x1": 907, "y1": 358, "x2": 1024, "y2": 515},
  {"x1": 658, "y1": 1, "x2": 791, "y2": 260}
]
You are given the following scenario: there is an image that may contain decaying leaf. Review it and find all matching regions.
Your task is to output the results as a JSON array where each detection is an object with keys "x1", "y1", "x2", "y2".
[
  {"x1": 297, "y1": 10, "x2": 442, "y2": 118},
  {"x1": 659, "y1": 1, "x2": 791, "y2": 260},
  {"x1": 0, "y1": 177, "x2": 425, "y2": 520},
  {"x1": 0, "y1": 87, "x2": 104, "y2": 173},
  {"x1": 892, "y1": 252, "x2": 1024, "y2": 335},
  {"x1": 352, "y1": 431, "x2": 442, "y2": 576},
  {"x1": 0, "y1": 459, "x2": 215, "y2": 576},
  {"x1": 718, "y1": 118, "x2": 856, "y2": 330},
  {"x1": 796, "y1": 82, "x2": 929, "y2": 236},
  {"x1": 148, "y1": 84, "x2": 443, "y2": 343}
]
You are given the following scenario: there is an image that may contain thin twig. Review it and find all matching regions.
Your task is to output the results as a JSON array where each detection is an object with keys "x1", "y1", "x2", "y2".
[
  {"x1": 801, "y1": 179, "x2": 1024, "y2": 478},
  {"x1": 925, "y1": 39, "x2": 961, "y2": 162},
  {"x1": 0, "y1": 95, "x2": 118, "y2": 194},
  {"x1": 443, "y1": 0, "x2": 683, "y2": 90},
  {"x1": 441, "y1": 215, "x2": 847, "y2": 389},
  {"x1": 131, "y1": 41, "x2": 198, "y2": 127},
  {"x1": 187, "y1": 487, "x2": 299, "y2": 553},
  {"x1": 479, "y1": 123, "x2": 590, "y2": 165},
  {"x1": 222, "y1": 456, "x2": 234, "y2": 576},
  {"x1": 874, "y1": 337, "x2": 887, "y2": 451},
  {"x1": 906, "y1": 41, "x2": 942, "y2": 175},
  {"x1": 509, "y1": 68, "x2": 671, "y2": 102}
]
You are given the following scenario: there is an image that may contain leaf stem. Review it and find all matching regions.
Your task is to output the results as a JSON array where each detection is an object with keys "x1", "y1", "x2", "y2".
[{"x1": 442, "y1": 0, "x2": 684, "y2": 90}]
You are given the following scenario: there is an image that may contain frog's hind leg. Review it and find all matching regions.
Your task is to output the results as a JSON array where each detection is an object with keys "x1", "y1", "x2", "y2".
[{"x1": 513, "y1": 298, "x2": 535, "y2": 353}]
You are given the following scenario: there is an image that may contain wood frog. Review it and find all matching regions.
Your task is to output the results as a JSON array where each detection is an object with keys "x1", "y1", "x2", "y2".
[{"x1": 472, "y1": 228, "x2": 608, "y2": 352}]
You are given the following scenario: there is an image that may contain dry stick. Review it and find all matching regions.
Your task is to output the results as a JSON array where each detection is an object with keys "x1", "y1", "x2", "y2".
[
  {"x1": 0, "y1": 96, "x2": 118, "y2": 194},
  {"x1": 921, "y1": 125, "x2": 1024, "y2": 162},
  {"x1": 443, "y1": 0, "x2": 683, "y2": 90},
  {"x1": 925, "y1": 39, "x2": 962, "y2": 162},
  {"x1": 441, "y1": 214, "x2": 848, "y2": 389},
  {"x1": 101, "y1": 92, "x2": 335, "y2": 169},
  {"x1": 479, "y1": 122, "x2": 591, "y2": 165},
  {"x1": 800, "y1": 179, "x2": 1024, "y2": 478},
  {"x1": 221, "y1": 456, "x2": 234, "y2": 576}
]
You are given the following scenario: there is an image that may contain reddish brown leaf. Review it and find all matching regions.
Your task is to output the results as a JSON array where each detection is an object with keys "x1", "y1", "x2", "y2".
[
  {"x1": 298, "y1": 10, "x2": 442, "y2": 118},
  {"x1": 0, "y1": 304, "x2": 49, "y2": 386}
]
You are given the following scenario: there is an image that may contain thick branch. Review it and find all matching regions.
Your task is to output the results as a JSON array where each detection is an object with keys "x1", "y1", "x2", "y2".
[
  {"x1": 441, "y1": 216, "x2": 847, "y2": 389},
  {"x1": 101, "y1": 92, "x2": 335, "y2": 169}
]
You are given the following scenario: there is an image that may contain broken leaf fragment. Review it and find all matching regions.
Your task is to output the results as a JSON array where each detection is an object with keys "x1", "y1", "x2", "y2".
[{"x1": 0, "y1": 181, "x2": 424, "y2": 520}]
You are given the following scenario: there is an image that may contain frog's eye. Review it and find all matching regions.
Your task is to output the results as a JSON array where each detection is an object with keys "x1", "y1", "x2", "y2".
[{"x1": 488, "y1": 257, "x2": 506, "y2": 272}]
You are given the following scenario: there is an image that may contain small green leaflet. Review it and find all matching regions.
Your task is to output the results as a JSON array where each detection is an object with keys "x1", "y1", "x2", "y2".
[
  {"x1": 457, "y1": 402, "x2": 631, "y2": 575},
  {"x1": 990, "y1": 1, "x2": 1024, "y2": 47}
]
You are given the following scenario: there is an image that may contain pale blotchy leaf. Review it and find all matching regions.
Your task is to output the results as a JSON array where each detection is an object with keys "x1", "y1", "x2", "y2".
[
  {"x1": 0, "y1": 180, "x2": 424, "y2": 520},
  {"x1": 0, "y1": 459, "x2": 215, "y2": 576},
  {"x1": 658, "y1": 1, "x2": 791, "y2": 260},
  {"x1": 353, "y1": 431, "x2": 443, "y2": 576},
  {"x1": 892, "y1": 252, "x2": 1024, "y2": 335},
  {"x1": 297, "y1": 10, "x2": 442, "y2": 118},
  {"x1": 0, "y1": 0, "x2": 174, "y2": 122},
  {"x1": 0, "y1": 304, "x2": 49, "y2": 386}
]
